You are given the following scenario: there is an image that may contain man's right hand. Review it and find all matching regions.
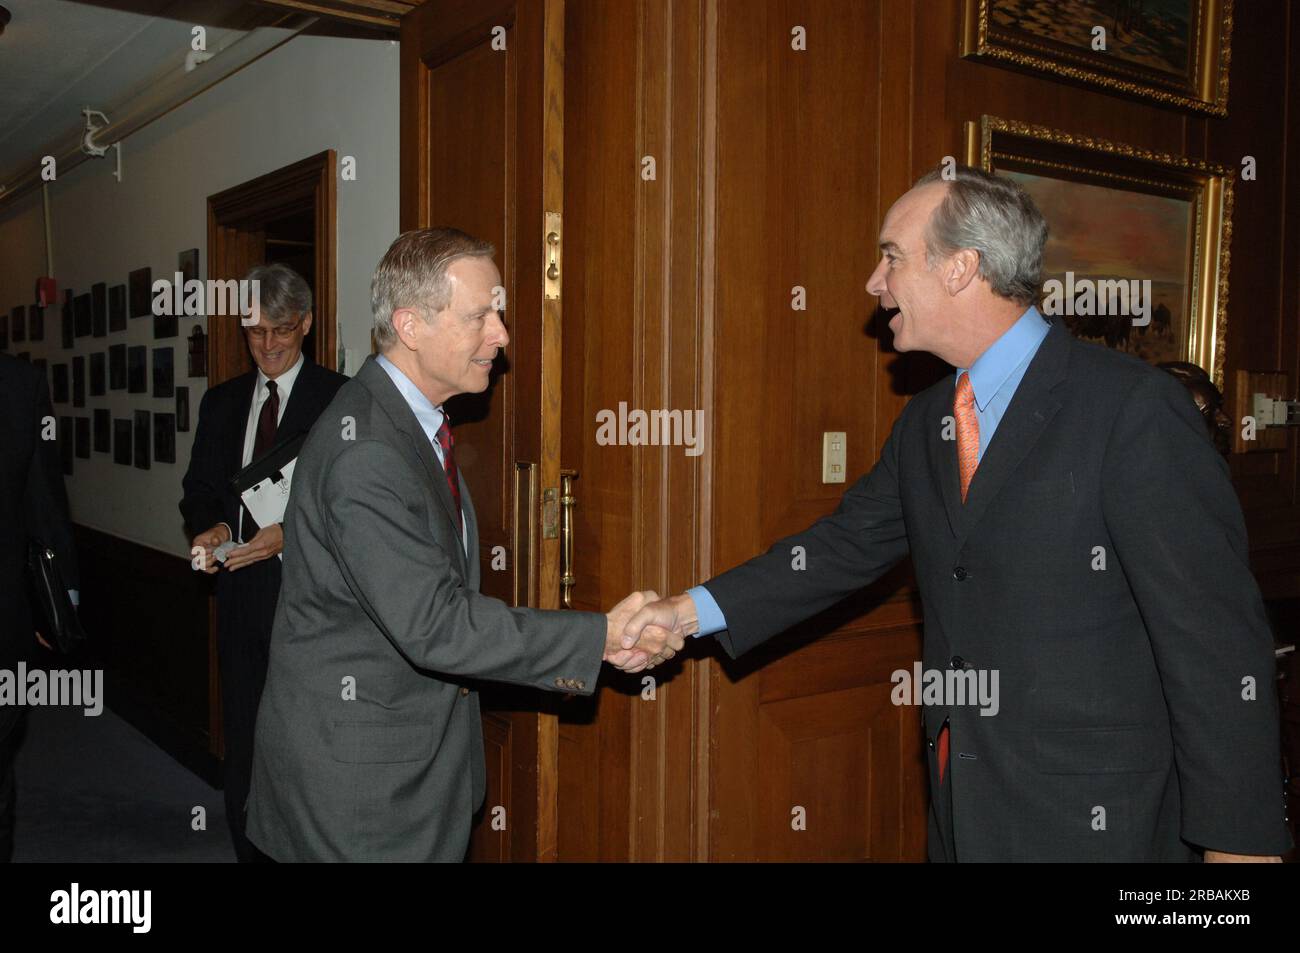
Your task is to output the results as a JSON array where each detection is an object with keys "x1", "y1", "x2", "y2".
[
  {"x1": 610, "y1": 592, "x2": 699, "y2": 673},
  {"x1": 190, "y1": 523, "x2": 232, "y2": 575}
]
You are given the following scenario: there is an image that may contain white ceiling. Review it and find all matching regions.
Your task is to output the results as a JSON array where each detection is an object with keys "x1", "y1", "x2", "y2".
[{"x1": 0, "y1": 0, "x2": 251, "y2": 185}]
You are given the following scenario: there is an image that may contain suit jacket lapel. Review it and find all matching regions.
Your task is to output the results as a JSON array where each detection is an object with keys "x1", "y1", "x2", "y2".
[
  {"x1": 931, "y1": 388, "x2": 964, "y2": 540},
  {"x1": 275, "y1": 360, "x2": 317, "y2": 440},
  {"x1": 231, "y1": 372, "x2": 256, "y2": 474},
  {"x1": 461, "y1": 474, "x2": 480, "y2": 591},
  {"x1": 356, "y1": 357, "x2": 469, "y2": 576},
  {"x1": 952, "y1": 320, "x2": 1070, "y2": 546}
]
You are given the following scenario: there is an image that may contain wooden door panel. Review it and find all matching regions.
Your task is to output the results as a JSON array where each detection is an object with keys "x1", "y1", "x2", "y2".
[
  {"x1": 711, "y1": 621, "x2": 928, "y2": 862},
  {"x1": 426, "y1": 36, "x2": 514, "y2": 593},
  {"x1": 402, "y1": 0, "x2": 561, "y2": 862}
]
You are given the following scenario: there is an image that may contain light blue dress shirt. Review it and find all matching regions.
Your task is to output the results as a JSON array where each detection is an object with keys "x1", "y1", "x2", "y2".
[
  {"x1": 688, "y1": 306, "x2": 1051, "y2": 637},
  {"x1": 375, "y1": 354, "x2": 468, "y2": 551}
]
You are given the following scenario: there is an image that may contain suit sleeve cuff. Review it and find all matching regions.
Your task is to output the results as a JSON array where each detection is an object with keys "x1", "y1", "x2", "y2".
[{"x1": 687, "y1": 586, "x2": 727, "y2": 637}]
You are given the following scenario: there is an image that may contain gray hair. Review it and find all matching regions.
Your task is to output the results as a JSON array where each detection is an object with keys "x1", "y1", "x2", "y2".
[
  {"x1": 244, "y1": 263, "x2": 312, "y2": 325},
  {"x1": 912, "y1": 165, "x2": 1048, "y2": 306},
  {"x1": 370, "y1": 227, "x2": 496, "y2": 351}
]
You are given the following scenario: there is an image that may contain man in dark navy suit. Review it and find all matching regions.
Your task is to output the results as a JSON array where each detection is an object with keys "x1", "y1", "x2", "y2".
[
  {"x1": 620, "y1": 167, "x2": 1290, "y2": 862},
  {"x1": 180, "y1": 264, "x2": 346, "y2": 861}
]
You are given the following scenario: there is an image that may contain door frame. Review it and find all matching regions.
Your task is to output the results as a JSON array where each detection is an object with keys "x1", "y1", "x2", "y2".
[{"x1": 206, "y1": 149, "x2": 338, "y2": 387}]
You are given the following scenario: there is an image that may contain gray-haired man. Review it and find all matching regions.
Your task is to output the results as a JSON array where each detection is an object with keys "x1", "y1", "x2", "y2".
[
  {"x1": 621, "y1": 167, "x2": 1290, "y2": 862},
  {"x1": 180, "y1": 263, "x2": 347, "y2": 861},
  {"x1": 246, "y1": 228, "x2": 675, "y2": 861}
]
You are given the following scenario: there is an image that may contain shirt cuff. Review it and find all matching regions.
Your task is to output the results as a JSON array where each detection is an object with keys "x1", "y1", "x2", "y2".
[
  {"x1": 687, "y1": 585, "x2": 727, "y2": 637},
  {"x1": 68, "y1": 589, "x2": 80, "y2": 608}
]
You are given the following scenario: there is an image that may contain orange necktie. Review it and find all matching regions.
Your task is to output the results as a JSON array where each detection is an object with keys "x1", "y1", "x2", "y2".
[
  {"x1": 954, "y1": 373, "x2": 979, "y2": 503},
  {"x1": 939, "y1": 374, "x2": 980, "y2": 786}
]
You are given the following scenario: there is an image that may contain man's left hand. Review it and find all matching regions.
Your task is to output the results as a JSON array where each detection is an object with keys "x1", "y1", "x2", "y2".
[
  {"x1": 1204, "y1": 851, "x2": 1282, "y2": 863},
  {"x1": 224, "y1": 523, "x2": 284, "y2": 571}
]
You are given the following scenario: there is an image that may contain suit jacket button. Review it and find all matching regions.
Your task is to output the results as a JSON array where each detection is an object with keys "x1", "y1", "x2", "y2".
[
  {"x1": 460, "y1": 687, "x2": 470, "y2": 696},
  {"x1": 952, "y1": 566, "x2": 967, "y2": 581},
  {"x1": 950, "y1": 656, "x2": 965, "y2": 670},
  {"x1": 555, "y1": 678, "x2": 566, "y2": 688},
  {"x1": 575, "y1": 681, "x2": 586, "y2": 691}
]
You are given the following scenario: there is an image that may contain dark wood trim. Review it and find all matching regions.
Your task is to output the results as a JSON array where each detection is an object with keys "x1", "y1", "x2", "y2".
[{"x1": 206, "y1": 149, "x2": 338, "y2": 386}]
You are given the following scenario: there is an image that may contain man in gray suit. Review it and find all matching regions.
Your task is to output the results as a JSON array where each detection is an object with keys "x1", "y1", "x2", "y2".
[{"x1": 247, "y1": 228, "x2": 677, "y2": 861}]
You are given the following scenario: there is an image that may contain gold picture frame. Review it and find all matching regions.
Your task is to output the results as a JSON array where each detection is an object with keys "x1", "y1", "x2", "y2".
[
  {"x1": 962, "y1": 0, "x2": 1233, "y2": 117},
  {"x1": 966, "y1": 115, "x2": 1233, "y2": 388}
]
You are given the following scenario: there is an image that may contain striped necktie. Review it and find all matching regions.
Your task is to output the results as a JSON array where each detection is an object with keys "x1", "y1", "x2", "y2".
[{"x1": 434, "y1": 413, "x2": 463, "y2": 534}]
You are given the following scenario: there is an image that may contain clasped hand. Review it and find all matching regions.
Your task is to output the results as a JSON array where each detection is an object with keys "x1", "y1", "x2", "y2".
[{"x1": 603, "y1": 591, "x2": 698, "y2": 673}]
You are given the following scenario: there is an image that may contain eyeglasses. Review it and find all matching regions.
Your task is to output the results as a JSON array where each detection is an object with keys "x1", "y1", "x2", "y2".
[{"x1": 244, "y1": 317, "x2": 305, "y2": 343}]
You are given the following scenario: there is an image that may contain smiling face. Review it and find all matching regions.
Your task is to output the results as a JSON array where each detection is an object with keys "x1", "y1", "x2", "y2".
[
  {"x1": 866, "y1": 182, "x2": 954, "y2": 357},
  {"x1": 245, "y1": 311, "x2": 312, "y2": 380},
  {"x1": 402, "y1": 255, "x2": 509, "y2": 405}
]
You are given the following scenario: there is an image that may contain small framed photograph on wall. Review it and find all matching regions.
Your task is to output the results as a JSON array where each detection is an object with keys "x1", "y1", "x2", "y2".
[
  {"x1": 133, "y1": 410, "x2": 151, "y2": 470},
  {"x1": 90, "y1": 351, "x2": 106, "y2": 397},
  {"x1": 72, "y1": 355, "x2": 86, "y2": 407},
  {"x1": 153, "y1": 346, "x2": 174, "y2": 397},
  {"x1": 109, "y1": 284, "x2": 127, "y2": 332},
  {"x1": 129, "y1": 267, "x2": 152, "y2": 318},
  {"x1": 176, "y1": 386, "x2": 190, "y2": 432},
  {"x1": 153, "y1": 413, "x2": 176, "y2": 464},
  {"x1": 75, "y1": 293, "x2": 92, "y2": 337},
  {"x1": 127, "y1": 345, "x2": 148, "y2": 393},
  {"x1": 109, "y1": 343, "x2": 126, "y2": 390},
  {"x1": 52, "y1": 363, "x2": 69, "y2": 404},
  {"x1": 92, "y1": 282, "x2": 107, "y2": 337},
  {"x1": 94, "y1": 408, "x2": 111, "y2": 453},
  {"x1": 113, "y1": 418, "x2": 132, "y2": 466}
]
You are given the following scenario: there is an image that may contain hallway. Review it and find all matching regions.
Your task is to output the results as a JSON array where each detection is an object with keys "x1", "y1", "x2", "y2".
[{"x1": 13, "y1": 704, "x2": 232, "y2": 862}]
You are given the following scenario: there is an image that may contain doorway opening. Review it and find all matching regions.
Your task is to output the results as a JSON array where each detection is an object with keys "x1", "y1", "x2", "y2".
[{"x1": 206, "y1": 150, "x2": 337, "y2": 386}]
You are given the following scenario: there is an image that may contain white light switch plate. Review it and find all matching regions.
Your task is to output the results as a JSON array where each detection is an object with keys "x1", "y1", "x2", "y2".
[{"x1": 822, "y1": 431, "x2": 846, "y2": 484}]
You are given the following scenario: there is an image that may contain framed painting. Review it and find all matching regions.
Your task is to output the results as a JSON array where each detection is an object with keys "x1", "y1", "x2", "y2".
[
  {"x1": 966, "y1": 115, "x2": 1232, "y2": 388},
  {"x1": 961, "y1": 0, "x2": 1232, "y2": 116}
]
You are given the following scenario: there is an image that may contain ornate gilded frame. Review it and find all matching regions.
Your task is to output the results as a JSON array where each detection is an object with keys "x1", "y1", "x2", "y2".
[
  {"x1": 966, "y1": 115, "x2": 1233, "y2": 388},
  {"x1": 961, "y1": 0, "x2": 1233, "y2": 116}
]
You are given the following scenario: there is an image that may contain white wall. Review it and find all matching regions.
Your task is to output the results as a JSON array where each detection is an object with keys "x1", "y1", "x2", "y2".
[{"x1": 0, "y1": 34, "x2": 399, "y2": 558}]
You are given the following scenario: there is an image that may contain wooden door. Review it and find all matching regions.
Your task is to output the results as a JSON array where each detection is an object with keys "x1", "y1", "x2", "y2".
[{"x1": 401, "y1": 0, "x2": 565, "y2": 861}]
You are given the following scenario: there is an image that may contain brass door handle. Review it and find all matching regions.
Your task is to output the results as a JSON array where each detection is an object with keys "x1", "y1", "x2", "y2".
[{"x1": 559, "y1": 469, "x2": 577, "y2": 608}]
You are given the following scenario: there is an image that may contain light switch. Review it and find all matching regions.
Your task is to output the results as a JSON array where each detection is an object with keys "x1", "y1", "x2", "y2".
[{"x1": 822, "y1": 431, "x2": 846, "y2": 484}]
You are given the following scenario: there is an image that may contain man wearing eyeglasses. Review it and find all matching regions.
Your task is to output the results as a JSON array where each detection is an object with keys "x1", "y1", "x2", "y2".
[{"x1": 180, "y1": 262, "x2": 346, "y2": 862}]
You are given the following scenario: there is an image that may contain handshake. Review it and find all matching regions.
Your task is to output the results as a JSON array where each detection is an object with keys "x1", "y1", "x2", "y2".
[{"x1": 601, "y1": 590, "x2": 702, "y2": 673}]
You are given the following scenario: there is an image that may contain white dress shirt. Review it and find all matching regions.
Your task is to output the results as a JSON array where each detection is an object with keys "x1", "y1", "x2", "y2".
[{"x1": 226, "y1": 353, "x2": 305, "y2": 545}]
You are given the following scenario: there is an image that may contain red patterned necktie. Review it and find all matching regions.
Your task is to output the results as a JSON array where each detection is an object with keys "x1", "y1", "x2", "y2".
[
  {"x1": 954, "y1": 373, "x2": 980, "y2": 503},
  {"x1": 240, "y1": 379, "x2": 279, "y2": 541},
  {"x1": 434, "y1": 413, "x2": 463, "y2": 534}
]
